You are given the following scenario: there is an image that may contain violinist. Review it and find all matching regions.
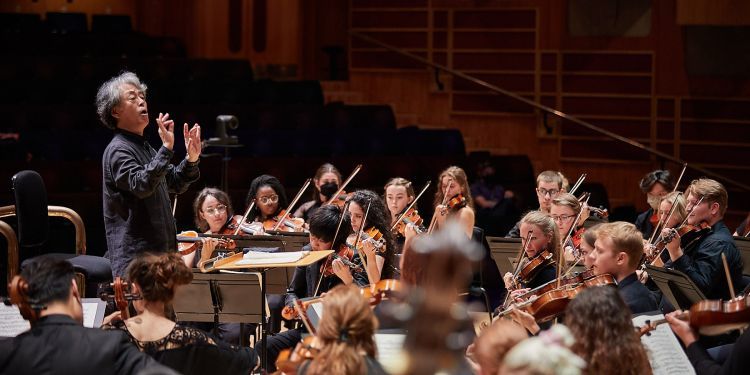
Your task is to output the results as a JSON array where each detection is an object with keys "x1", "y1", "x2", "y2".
[
  {"x1": 644, "y1": 191, "x2": 687, "y2": 265},
  {"x1": 0, "y1": 257, "x2": 166, "y2": 374},
  {"x1": 243, "y1": 174, "x2": 291, "y2": 233},
  {"x1": 432, "y1": 166, "x2": 475, "y2": 238},
  {"x1": 550, "y1": 193, "x2": 584, "y2": 261},
  {"x1": 634, "y1": 170, "x2": 674, "y2": 240},
  {"x1": 586, "y1": 222, "x2": 658, "y2": 314},
  {"x1": 292, "y1": 285, "x2": 387, "y2": 375},
  {"x1": 564, "y1": 286, "x2": 653, "y2": 375},
  {"x1": 294, "y1": 163, "x2": 342, "y2": 222},
  {"x1": 264, "y1": 205, "x2": 365, "y2": 371},
  {"x1": 665, "y1": 309, "x2": 750, "y2": 375},
  {"x1": 578, "y1": 225, "x2": 599, "y2": 269},
  {"x1": 181, "y1": 187, "x2": 243, "y2": 268},
  {"x1": 346, "y1": 190, "x2": 397, "y2": 284},
  {"x1": 502, "y1": 211, "x2": 560, "y2": 291},
  {"x1": 506, "y1": 170, "x2": 564, "y2": 238},
  {"x1": 384, "y1": 177, "x2": 416, "y2": 229},
  {"x1": 659, "y1": 178, "x2": 744, "y2": 300},
  {"x1": 103, "y1": 252, "x2": 258, "y2": 374}
]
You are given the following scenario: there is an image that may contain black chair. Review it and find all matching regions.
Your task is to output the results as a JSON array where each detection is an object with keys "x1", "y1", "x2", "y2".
[
  {"x1": 45, "y1": 12, "x2": 88, "y2": 34},
  {"x1": 3, "y1": 170, "x2": 112, "y2": 297},
  {"x1": 466, "y1": 227, "x2": 506, "y2": 316}
]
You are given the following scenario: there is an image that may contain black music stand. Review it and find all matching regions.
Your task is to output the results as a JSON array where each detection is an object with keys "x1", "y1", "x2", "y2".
[
  {"x1": 645, "y1": 265, "x2": 706, "y2": 310},
  {"x1": 734, "y1": 236, "x2": 750, "y2": 276},
  {"x1": 486, "y1": 236, "x2": 521, "y2": 275}
]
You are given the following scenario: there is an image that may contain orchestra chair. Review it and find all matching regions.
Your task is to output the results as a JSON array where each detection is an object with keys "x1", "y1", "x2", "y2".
[{"x1": 0, "y1": 170, "x2": 111, "y2": 297}]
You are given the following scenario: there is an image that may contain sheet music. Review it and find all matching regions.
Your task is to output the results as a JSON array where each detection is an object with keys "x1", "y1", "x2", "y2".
[
  {"x1": 375, "y1": 333, "x2": 407, "y2": 373},
  {"x1": 235, "y1": 250, "x2": 308, "y2": 265},
  {"x1": 0, "y1": 304, "x2": 31, "y2": 337},
  {"x1": 633, "y1": 314, "x2": 695, "y2": 375},
  {"x1": 82, "y1": 302, "x2": 98, "y2": 328}
]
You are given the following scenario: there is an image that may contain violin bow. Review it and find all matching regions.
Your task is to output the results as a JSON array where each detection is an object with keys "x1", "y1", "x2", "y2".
[
  {"x1": 568, "y1": 173, "x2": 587, "y2": 196},
  {"x1": 673, "y1": 163, "x2": 688, "y2": 193},
  {"x1": 353, "y1": 199, "x2": 376, "y2": 283},
  {"x1": 647, "y1": 163, "x2": 687, "y2": 244},
  {"x1": 427, "y1": 180, "x2": 452, "y2": 234},
  {"x1": 233, "y1": 201, "x2": 255, "y2": 236},
  {"x1": 559, "y1": 193, "x2": 590, "y2": 286},
  {"x1": 721, "y1": 253, "x2": 736, "y2": 300},
  {"x1": 650, "y1": 195, "x2": 705, "y2": 264},
  {"x1": 172, "y1": 195, "x2": 178, "y2": 216},
  {"x1": 502, "y1": 230, "x2": 535, "y2": 309},
  {"x1": 391, "y1": 181, "x2": 431, "y2": 232},
  {"x1": 648, "y1": 192, "x2": 682, "y2": 248},
  {"x1": 313, "y1": 201, "x2": 350, "y2": 297},
  {"x1": 323, "y1": 164, "x2": 363, "y2": 206},
  {"x1": 272, "y1": 178, "x2": 312, "y2": 231}
]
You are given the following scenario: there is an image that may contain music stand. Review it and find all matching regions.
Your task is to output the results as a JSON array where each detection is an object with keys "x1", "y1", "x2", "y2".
[
  {"x1": 487, "y1": 237, "x2": 521, "y2": 275},
  {"x1": 733, "y1": 236, "x2": 750, "y2": 276},
  {"x1": 645, "y1": 265, "x2": 706, "y2": 310}
]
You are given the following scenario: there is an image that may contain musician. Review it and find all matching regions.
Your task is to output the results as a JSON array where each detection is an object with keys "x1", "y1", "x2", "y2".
[
  {"x1": 346, "y1": 190, "x2": 397, "y2": 285},
  {"x1": 293, "y1": 285, "x2": 387, "y2": 375},
  {"x1": 586, "y1": 222, "x2": 658, "y2": 314},
  {"x1": 666, "y1": 309, "x2": 750, "y2": 375},
  {"x1": 506, "y1": 170, "x2": 564, "y2": 238},
  {"x1": 97, "y1": 71, "x2": 202, "y2": 277},
  {"x1": 732, "y1": 211, "x2": 750, "y2": 237},
  {"x1": 660, "y1": 178, "x2": 744, "y2": 300},
  {"x1": 384, "y1": 177, "x2": 416, "y2": 228},
  {"x1": 502, "y1": 211, "x2": 560, "y2": 291},
  {"x1": 0, "y1": 257, "x2": 165, "y2": 374},
  {"x1": 181, "y1": 187, "x2": 243, "y2": 268},
  {"x1": 432, "y1": 166, "x2": 475, "y2": 238},
  {"x1": 645, "y1": 191, "x2": 687, "y2": 265},
  {"x1": 564, "y1": 286, "x2": 653, "y2": 374},
  {"x1": 550, "y1": 193, "x2": 583, "y2": 261},
  {"x1": 469, "y1": 319, "x2": 528, "y2": 375},
  {"x1": 634, "y1": 170, "x2": 674, "y2": 240},
  {"x1": 264, "y1": 205, "x2": 365, "y2": 370},
  {"x1": 103, "y1": 252, "x2": 257, "y2": 374},
  {"x1": 294, "y1": 163, "x2": 342, "y2": 221},
  {"x1": 243, "y1": 174, "x2": 292, "y2": 233},
  {"x1": 579, "y1": 225, "x2": 599, "y2": 269}
]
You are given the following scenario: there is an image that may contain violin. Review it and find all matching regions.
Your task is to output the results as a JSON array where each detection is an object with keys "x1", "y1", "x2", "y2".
[
  {"x1": 320, "y1": 243, "x2": 363, "y2": 278},
  {"x1": 275, "y1": 336, "x2": 320, "y2": 374},
  {"x1": 392, "y1": 208, "x2": 426, "y2": 236},
  {"x1": 360, "y1": 279, "x2": 404, "y2": 305},
  {"x1": 6, "y1": 275, "x2": 44, "y2": 324},
  {"x1": 446, "y1": 194, "x2": 467, "y2": 211},
  {"x1": 638, "y1": 294, "x2": 750, "y2": 337},
  {"x1": 516, "y1": 269, "x2": 597, "y2": 301},
  {"x1": 263, "y1": 209, "x2": 306, "y2": 233},
  {"x1": 515, "y1": 250, "x2": 555, "y2": 285},
  {"x1": 498, "y1": 273, "x2": 616, "y2": 323},
  {"x1": 349, "y1": 227, "x2": 386, "y2": 254},
  {"x1": 644, "y1": 221, "x2": 712, "y2": 266},
  {"x1": 176, "y1": 230, "x2": 236, "y2": 256}
]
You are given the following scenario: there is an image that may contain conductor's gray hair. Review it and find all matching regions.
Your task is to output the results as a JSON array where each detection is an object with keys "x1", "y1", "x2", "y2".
[{"x1": 95, "y1": 71, "x2": 147, "y2": 130}]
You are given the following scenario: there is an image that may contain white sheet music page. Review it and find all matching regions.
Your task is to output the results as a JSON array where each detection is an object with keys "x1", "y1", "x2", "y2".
[
  {"x1": 633, "y1": 313, "x2": 696, "y2": 375},
  {"x1": 235, "y1": 251, "x2": 308, "y2": 265},
  {"x1": 82, "y1": 302, "x2": 98, "y2": 328},
  {"x1": 0, "y1": 304, "x2": 31, "y2": 337},
  {"x1": 375, "y1": 333, "x2": 407, "y2": 374}
]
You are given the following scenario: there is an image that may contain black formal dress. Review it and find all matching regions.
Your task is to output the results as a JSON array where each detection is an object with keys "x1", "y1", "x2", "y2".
[{"x1": 0, "y1": 314, "x2": 164, "y2": 375}]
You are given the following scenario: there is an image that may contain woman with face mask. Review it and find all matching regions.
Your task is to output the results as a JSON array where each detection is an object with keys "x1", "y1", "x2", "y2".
[
  {"x1": 293, "y1": 163, "x2": 343, "y2": 222},
  {"x1": 634, "y1": 170, "x2": 674, "y2": 240}
]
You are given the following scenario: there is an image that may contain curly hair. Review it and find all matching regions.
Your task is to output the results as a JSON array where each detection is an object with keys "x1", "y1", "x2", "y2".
[
  {"x1": 193, "y1": 187, "x2": 234, "y2": 232},
  {"x1": 347, "y1": 189, "x2": 396, "y2": 279},
  {"x1": 245, "y1": 174, "x2": 289, "y2": 221},
  {"x1": 304, "y1": 285, "x2": 377, "y2": 374},
  {"x1": 127, "y1": 252, "x2": 193, "y2": 303},
  {"x1": 564, "y1": 286, "x2": 652, "y2": 375}
]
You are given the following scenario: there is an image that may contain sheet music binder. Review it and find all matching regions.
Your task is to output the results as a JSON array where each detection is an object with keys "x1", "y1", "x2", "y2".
[{"x1": 645, "y1": 265, "x2": 706, "y2": 310}]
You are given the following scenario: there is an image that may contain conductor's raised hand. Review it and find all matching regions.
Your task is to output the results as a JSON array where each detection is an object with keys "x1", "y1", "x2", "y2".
[
  {"x1": 184, "y1": 123, "x2": 202, "y2": 162},
  {"x1": 157, "y1": 112, "x2": 175, "y2": 150}
]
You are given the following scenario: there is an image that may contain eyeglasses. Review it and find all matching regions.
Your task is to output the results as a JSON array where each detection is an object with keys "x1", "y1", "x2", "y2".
[
  {"x1": 537, "y1": 188, "x2": 560, "y2": 197},
  {"x1": 203, "y1": 205, "x2": 227, "y2": 216},
  {"x1": 258, "y1": 195, "x2": 279, "y2": 205},
  {"x1": 551, "y1": 214, "x2": 575, "y2": 222}
]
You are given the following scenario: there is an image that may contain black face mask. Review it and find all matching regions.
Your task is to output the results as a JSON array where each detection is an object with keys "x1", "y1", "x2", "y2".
[{"x1": 320, "y1": 182, "x2": 339, "y2": 198}]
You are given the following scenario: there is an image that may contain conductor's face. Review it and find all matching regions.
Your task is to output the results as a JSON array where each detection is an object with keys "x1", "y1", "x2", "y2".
[{"x1": 113, "y1": 83, "x2": 149, "y2": 132}]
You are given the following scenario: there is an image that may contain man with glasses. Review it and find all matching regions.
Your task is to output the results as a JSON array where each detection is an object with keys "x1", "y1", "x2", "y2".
[
  {"x1": 506, "y1": 171, "x2": 565, "y2": 238},
  {"x1": 660, "y1": 178, "x2": 743, "y2": 300},
  {"x1": 97, "y1": 72, "x2": 202, "y2": 277}
]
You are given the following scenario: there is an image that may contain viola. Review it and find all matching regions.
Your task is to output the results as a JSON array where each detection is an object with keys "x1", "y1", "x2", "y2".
[
  {"x1": 176, "y1": 230, "x2": 236, "y2": 256},
  {"x1": 392, "y1": 208, "x2": 426, "y2": 236},
  {"x1": 6, "y1": 275, "x2": 43, "y2": 324},
  {"x1": 263, "y1": 209, "x2": 306, "y2": 233},
  {"x1": 638, "y1": 294, "x2": 750, "y2": 337}
]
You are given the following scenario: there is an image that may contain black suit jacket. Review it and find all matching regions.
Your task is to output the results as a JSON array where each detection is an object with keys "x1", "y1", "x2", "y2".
[
  {"x1": 617, "y1": 272, "x2": 658, "y2": 314},
  {"x1": 0, "y1": 314, "x2": 162, "y2": 375}
]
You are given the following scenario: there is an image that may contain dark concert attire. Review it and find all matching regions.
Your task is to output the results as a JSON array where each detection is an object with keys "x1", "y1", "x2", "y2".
[
  {"x1": 685, "y1": 328, "x2": 750, "y2": 375},
  {"x1": 102, "y1": 129, "x2": 199, "y2": 277},
  {"x1": 617, "y1": 272, "x2": 658, "y2": 314}
]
